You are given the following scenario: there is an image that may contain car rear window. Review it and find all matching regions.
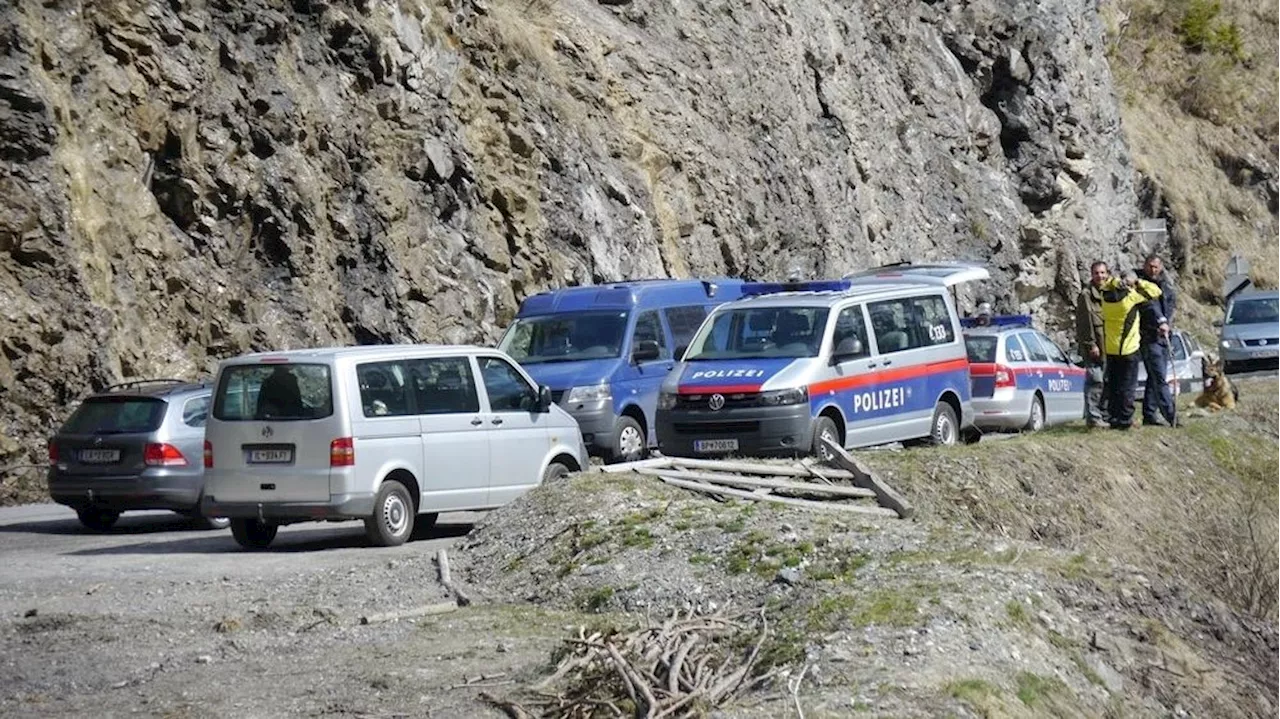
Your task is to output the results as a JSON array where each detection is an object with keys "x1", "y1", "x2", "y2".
[
  {"x1": 62, "y1": 397, "x2": 167, "y2": 435},
  {"x1": 213, "y1": 363, "x2": 333, "y2": 421},
  {"x1": 964, "y1": 336, "x2": 998, "y2": 363}
]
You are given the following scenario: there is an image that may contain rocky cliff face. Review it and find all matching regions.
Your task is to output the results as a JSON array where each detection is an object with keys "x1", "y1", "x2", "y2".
[{"x1": 0, "y1": 0, "x2": 1138, "y2": 494}]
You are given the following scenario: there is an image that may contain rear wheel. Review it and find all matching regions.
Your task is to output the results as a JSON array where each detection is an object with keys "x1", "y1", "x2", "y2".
[
  {"x1": 1023, "y1": 395, "x2": 1046, "y2": 432},
  {"x1": 230, "y1": 519, "x2": 278, "y2": 549},
  {"x1": 610, "y1": 416, "x2": 647, "y2": 464},
  {"x1": 365, "y1": 480, "x2": 414, "y2": 547},
  {"x1": 927, "y1": 402, "x2": 959, "y2": 446},
  {"x1": 76, "y1": 507, "x2": 120, "y2": 532},
  {"x1": 811, "y1": 416, "x2": 840, "y2": 461}
]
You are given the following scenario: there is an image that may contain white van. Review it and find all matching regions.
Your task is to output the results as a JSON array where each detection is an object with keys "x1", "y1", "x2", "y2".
[
  {"x1": 655, "y1": 264, "x2": 988, "y2": 459},
  {"x1": 201, "y1": 345, "x2": 586, "y2": 549}
]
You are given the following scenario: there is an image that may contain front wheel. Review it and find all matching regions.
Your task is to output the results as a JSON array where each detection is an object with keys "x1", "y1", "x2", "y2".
[
  {"x1": 1023, "y1": 395, "x2": 1046, "y2": 432},
  {"x1": 609, "y1": 416, "x2": 647, "y2": 464},
  {"x1": 77, "y1": 507, "x2": 120, "y2": 532},
  {"x1": 230, "y1": 519, "x2": 278, "y2": 549},
  {"x1": 542, "y1": 461, "x2": 571, "y2": 483},
  {"x1": 927, "y1": 402, "x2": 959, "y2": 446},
  {"x1": 811, "y1": 416, "x2": 840, "y2": 461},
  {"x1": 365, "y1": 480, "x2": 415, "y2": 547}
]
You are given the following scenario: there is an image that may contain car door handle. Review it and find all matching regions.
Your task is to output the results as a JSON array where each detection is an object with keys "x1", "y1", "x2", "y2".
[
  {"x1": 490, "y1": 417, "x2": 504, "y2": 425},
  {"x1": 867, "y1": 362, "x2": 878, "y2": 369},
  {"x1": 470, "y1": 418, "x2": 483, "y2": 426},
  {"x1": 882, "y1": 358, "x2": 893, "y2": 366}
]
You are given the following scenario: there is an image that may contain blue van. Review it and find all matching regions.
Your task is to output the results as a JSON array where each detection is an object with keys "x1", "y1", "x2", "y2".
[{"x1": 498, "y1": 279, "x2": 747, "y2": 462}]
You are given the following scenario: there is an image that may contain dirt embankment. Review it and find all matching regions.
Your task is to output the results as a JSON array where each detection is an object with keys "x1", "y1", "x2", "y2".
[{"x1": 458, "y1": 378, "x2": 1278, "y2": 717}]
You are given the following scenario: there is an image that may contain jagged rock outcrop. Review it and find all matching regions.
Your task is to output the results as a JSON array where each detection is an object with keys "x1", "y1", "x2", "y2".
[{"x1": 0, "y1": 0, "x2": 1138, "y2": 492}]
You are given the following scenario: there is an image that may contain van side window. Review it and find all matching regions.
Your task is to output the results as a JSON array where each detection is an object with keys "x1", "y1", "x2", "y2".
[
  {"x1": 911, "y1": 295, "x2": 955, "y2": 346},
  {"x1": 478, "y1": 357, "x2": 537, "y2": 412},
  {"x1": 632, "y1": 311, "x2": 671, "y2": 361},
  {"x1": 357, "y1": 361, "x2": 413, "y2": 417},
  {"x1": 1004, "y1": 335, "x2": 1028, "y2": 363},
  {"x1": 182, "y1": 396, "x2": 210, "y2": 428},
  {"x1": 663, "y1": 305, "x2": 708, "y2": 351},
  {"x1": 832, "y1": 306, "x2": 870, "y2": 359},
  {"x1": 1020, "y1": 332, "x2": 1049, "y2": 362},
  {"x1": 408, "y1": 357, "x2": 480, "y2": 415}
]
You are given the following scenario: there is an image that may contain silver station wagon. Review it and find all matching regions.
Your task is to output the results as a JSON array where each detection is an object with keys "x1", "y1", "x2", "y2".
[{"x1": 963, "y1": 318, "x2": 1085, "y2": 433}]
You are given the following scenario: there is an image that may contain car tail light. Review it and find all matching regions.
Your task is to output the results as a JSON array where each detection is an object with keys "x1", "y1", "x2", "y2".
[
  {"x1": 144, "y1": 443, "x2": 188, "y2": 467},
  {"x1": 203, "y1": 440, "x2": 214, "y2": 469},
  {"x1": 330, "y1": 437, "x2": 355, "y2": 467},
  {"x1": 994, "y1": 364, "x2": 1017, "y2": 389},
  {"x1": 47, "y1": 441, "x2": 57, "y2": 463}
]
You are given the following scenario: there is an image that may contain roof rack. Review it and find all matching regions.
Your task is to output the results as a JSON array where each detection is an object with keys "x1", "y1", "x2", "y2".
[
  {"x1": 960, "y1": 314, "x2": 1033, "y2": 329},
  {"x1": 105, "y1": 378, "x2": 191, "y2": 393}
]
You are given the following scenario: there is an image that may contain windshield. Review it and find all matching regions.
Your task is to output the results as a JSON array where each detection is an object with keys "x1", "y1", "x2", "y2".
[
  {"x1": 62, "y1": 397, "x2": 167, "y2": 435},
  {"x1": 499, "y1": 312, "x2": 629, "y2": 364},
  {"x1": 685, "y1": 307, "x2": 830, "y2": 360},
  {"x1": 964, "y1": 336, "x2": 998, "y2": 363},
  {"x1": 1226, "y1": 297, "x2": 1279, "y2": 325},
  {"x1": 213, "y1": 363, "x2": 333, "y2": 421}
]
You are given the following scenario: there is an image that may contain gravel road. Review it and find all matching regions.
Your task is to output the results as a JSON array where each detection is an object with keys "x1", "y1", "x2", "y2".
[{"x1": 0, "y1": 505, "x2": 545, "y2": 718}]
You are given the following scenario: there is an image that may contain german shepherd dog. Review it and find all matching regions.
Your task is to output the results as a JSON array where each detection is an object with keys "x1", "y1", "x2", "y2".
[{"x1": 1195, "y1": 356, "x2": 1237, "y2": 411}]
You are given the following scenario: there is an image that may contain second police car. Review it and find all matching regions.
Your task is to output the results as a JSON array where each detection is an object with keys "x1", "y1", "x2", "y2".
[
  {"x1": 655, "y1": 264, "x2": 988, "y2": 459},
  {"x1": 961, "y1": 316, "x2": 1086, "y2": 432}
]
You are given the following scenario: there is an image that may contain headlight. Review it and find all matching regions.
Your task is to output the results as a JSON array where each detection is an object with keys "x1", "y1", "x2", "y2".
[
  {"x1": 1221, "y1": 338, "x2": 1239, "y2": 349},
  {"x1": 565, "y1": 384, "x2": 612, "y2": 404},
  {"x1": 758, "y1": 387, "x2": 809, "y2": 406},
  {"x1": 658, "y1": 391, "x2": 677, "y2": 410}
]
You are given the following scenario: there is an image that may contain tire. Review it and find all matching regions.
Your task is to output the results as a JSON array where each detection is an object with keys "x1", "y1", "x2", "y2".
[
  {"x1": 183, "y1": 496, "x2": 231, "y2": 530},
  {"x1": 76, "y1": 507, "x2": 120, "y2": 532},
  {"x1": 364, "y1": 479, "x2": 415, "y2": 547},
  {"x1": 230, "y1": 518, "x2": 278, "y2": 549},
  {"x1": 927, "y1": 402, "x2": 959, "y2": 446},
  {"x1": 610, "y1": 415, "x2": 647, "y2": 463},
  {"x1": 1023, "y1": 394, "x2": 1046, "y2": 433},
  {"x1": 542, "y1": 461, "x2": 571, "y2": 483},
  {"x1": 811, "y1": 416, "x2": 840, "y2": 462}
]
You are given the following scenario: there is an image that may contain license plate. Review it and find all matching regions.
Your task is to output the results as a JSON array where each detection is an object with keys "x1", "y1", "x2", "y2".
[
  {"x1": 1251, "y1": 350, "x2": 1275, "y2": 358},
  {"x1": 78, "y1": 449, "x2": 120, "y2": 464},
  {"x1": 248, "y1": 449, "x2": 293, "y2": 464},
  {"x1": 694, "y1": 439, "x2": 739, "y2": 453}
]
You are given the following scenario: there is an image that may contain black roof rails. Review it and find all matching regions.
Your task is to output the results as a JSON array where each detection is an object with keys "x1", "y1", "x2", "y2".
[{"x1": 105, "y1": 378, "x2": 192, "y2": 393}]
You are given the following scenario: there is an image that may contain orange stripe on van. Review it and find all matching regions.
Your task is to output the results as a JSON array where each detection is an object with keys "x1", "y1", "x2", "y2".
[{"x1": 808, "y1": 357, "x2": 970, "y2": 395}]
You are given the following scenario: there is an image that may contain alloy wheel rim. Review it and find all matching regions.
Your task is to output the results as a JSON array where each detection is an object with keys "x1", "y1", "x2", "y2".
[{"x1": 1032, "y1": 401, "x2": 1045, "y2": 431}]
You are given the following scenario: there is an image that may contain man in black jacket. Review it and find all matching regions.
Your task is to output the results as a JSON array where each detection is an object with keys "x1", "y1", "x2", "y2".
[{"x1": 1138, "y1": 254, "x2": 1178, "y2": 427}]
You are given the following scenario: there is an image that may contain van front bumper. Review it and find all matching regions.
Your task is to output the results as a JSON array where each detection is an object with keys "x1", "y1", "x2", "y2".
[
  {"x1": 656, "y1": 404, "x2": 814, "y2": 457},
  {"x1": 557, "y1": 398, "x2": 616, "y2": 454},
  {"x1": 201, "y1": 493, "x2": 375, "y2": 523},
  {"x1": 48, "y1": 469, "x2": 203, "y2": 512}
]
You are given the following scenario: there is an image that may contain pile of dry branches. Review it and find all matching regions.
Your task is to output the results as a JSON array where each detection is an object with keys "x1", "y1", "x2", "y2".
[{"x1": 483, "y1": 609, "x2": 783, "y2": 718}]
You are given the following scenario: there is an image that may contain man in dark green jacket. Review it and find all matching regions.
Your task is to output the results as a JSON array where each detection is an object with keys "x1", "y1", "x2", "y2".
[{"x1": 1075, "y1": 261, "x2": 1109, "y2": 428}]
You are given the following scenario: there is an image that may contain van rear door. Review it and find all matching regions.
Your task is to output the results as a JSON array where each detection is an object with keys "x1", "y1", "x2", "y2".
[{"x1": 209, "y1": 361, "x2": 337, "y2": 503}]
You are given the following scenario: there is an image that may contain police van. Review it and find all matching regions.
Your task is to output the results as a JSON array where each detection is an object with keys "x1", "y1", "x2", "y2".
[
  {"x1": 655, "y1": 264, "x2": 987, "y2": 459},
  {"x1": 498, "y1": 279, "x2": 747, "y2": 462}
]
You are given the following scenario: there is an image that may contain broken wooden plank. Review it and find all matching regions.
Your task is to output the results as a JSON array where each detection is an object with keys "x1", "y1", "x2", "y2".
[
  {"x1": 667, "y1": 457, "x2": 855, "y2": 480},
  {"x1": 598, "y1": 458, "x2": 675, "y2": 473},
  {"x1": 639, "y1": 468, "x2": 876, "y2": 499},
  {"x1": 657, "y1": 476, "x2": 899, "y2": 517},
  {"x1": 358, "y1": 601, "x2": 458, "y2": 625},
  {"x1": 822, "y1": 438, "x2": 914, "y2": 519}
]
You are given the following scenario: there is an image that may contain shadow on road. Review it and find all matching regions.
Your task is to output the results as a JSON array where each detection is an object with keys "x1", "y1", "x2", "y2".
[
  {"x1": 0, "y1": 514, "x2": 205, "y2": 536},
  {"x1": 61, "y1": 520, "x2": 474, "y2": 556}
]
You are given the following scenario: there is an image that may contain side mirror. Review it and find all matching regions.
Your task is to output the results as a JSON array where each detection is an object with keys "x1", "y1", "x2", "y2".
[
  {"x1": 632, "y1": 340, "x2": 661, "y2": 363},
  {"x1": 1211, "y1": 319, "x2": 1223, "y2": 328},
  {"x1": 830, "y1": 337, "x2": 865, "y2": 365},
  {"x1": 536, "y1": 385, "x2": 553, "y2": 413}
]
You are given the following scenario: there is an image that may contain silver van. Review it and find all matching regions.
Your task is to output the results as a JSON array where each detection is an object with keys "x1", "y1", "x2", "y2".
[{"x1": 201, "y1": 345, "x2": 586, "y2": 549}]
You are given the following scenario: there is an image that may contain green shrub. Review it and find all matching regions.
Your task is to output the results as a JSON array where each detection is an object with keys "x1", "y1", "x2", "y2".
[{"x1": 1178, "y1": 0, "x2": 1246, "y2": 61}]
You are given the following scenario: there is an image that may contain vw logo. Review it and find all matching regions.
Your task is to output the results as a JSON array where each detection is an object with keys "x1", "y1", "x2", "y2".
[
  {"x1": 1261, "y1": 339, "x2": 1269, "y2": 346},
  {"x1": 93, "y1": 437, "x2": 103, "y2": 445},
  {"x1": 708, "y1": 394, "x2": 726, "y2": 411},
  {"x1": 261, "y1": 426, "x2": 274, "y2": 439}
]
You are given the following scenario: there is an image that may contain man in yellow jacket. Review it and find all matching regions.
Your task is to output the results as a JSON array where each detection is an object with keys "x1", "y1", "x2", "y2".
[{"x1": 1100, "y1": 271, "x2": 1163, "y2": 429}]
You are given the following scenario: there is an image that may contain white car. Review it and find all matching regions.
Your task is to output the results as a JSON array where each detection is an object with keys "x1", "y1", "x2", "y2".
[
  {"x1": 202, "y1": 345, "x2": 586, "y2": 549},
  {"x1": 1135, "y1": 329, "x2": 1207, "y2": 399}
]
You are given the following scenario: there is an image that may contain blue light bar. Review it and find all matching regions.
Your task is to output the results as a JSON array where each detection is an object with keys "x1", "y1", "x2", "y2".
[
  {"x1": 960, "y1": 314, "x2": 1033, "y2": 329},
  {"x1": 742, "y1": 280, "x2": 855, "y2": 297}
]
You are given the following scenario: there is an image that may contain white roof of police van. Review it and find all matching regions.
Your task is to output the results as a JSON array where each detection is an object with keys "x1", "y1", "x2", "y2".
[
  {"x1": 222, "y1": 344, "x2": 487, "y2": 365},
  {"x1": 726, "y1": 282, "x2": 951, "y2": 309}
]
